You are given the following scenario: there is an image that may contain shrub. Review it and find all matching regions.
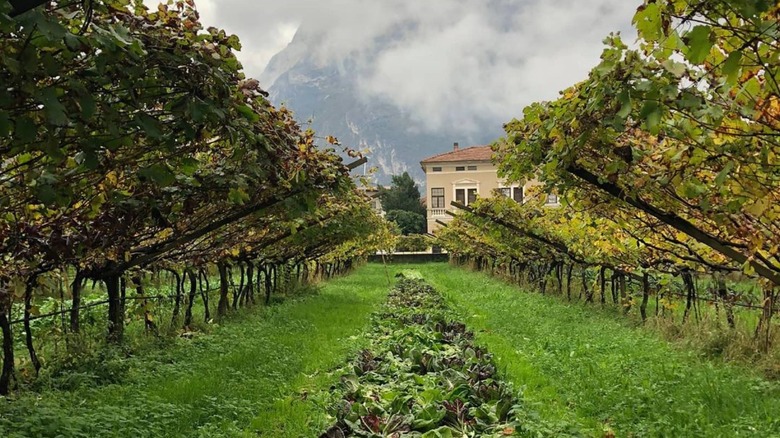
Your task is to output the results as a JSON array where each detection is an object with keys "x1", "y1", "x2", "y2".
[
  {"x1": 385, "y1": 210, "x2": 425, "y2": 235},
  {"x1": 37, "y1": 344, "x2": 130, "y2": 390},
  {"x1": 395, "y1": 235, "x2": 428, "y2": 252}
]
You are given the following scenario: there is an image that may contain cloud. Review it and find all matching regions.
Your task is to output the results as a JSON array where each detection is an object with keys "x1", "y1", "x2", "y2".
[
  {"x1": 355, "y1": 0, "x2": 638, "y2": 133},
  {"x1": 144, "y1": 0, "x2": 638, "y2": 133}
]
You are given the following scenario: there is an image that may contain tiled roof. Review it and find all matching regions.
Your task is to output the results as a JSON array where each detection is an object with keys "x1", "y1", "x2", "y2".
[{"x1": 420, "y1": 145, "x2": 493, "y2": 163}]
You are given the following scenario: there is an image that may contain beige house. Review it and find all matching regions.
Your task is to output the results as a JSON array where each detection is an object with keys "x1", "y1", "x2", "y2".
[
  {"x1": 420, "y1": 143, "x2": 557, "y2": 232},
  {"x1": 358, "y1": 186, "x2": 384, "y2": 217}
]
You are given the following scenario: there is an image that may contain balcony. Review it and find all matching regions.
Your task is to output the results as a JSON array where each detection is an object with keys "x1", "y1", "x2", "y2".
[{"x1": 429, "y1": 208, "x2": 447, "y2": 217}]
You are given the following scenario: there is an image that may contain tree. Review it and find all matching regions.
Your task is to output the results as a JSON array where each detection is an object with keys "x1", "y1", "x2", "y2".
[
  {"x1": 386, "y1": 210, "x2": 425, "y2": 235},
  {"x1": 378, "y1": 172, "x2": 426, "y2": 217}
]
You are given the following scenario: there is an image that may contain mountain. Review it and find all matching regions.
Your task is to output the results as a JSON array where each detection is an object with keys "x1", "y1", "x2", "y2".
[{"x1": 259, "y1": 26, "x2": 501, "y2": 186}]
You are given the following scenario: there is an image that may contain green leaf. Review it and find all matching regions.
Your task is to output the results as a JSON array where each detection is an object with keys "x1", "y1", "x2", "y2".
[
  {"x1": 78, "y1": 93, "x2": 97, "y2": 119},
  {"x1": 714, "y1": 161, "x2": 734, "y2": 187},
  {"x1": 228, "y1": 187, "x2": 249, "y2": 205},
  {"x1": 745, "y1": 197, "x2": 769, "y2": 217},
  {"x1": 722, "y1": 51, "x2": 742, "y2": 85},
  {"x1": 179, "y1": 157, "x2": 200, "y2": 176},
  {"x1": 0, "y1": 111, "x2": 10, "y2": 136},
  {"x1": 606, "y1": 161, "x2": 622, "y2": 175},
  {"x1": 43, "y1": 137, "x2": 66, "y2": 161},
  {"x1": 34, "y1": 182, "x2": 70, "y2": 207},
  {"x1": 108, "y1": 24, "x2": 134, "y2": 46},
  {"x1": 421, "y1": 426, "x2": 455, "y2": 438},
  {"x1": 226, "y1": 34, "x2": 242, "y2": 50},
  {"x1": 616, "y1": 91, "x2": 632, "y2": 118},
  {"x1": 76, "y1": 149, "x2": 99, "y2": 170},
  {"x1": 136, "y1": 113, "x2": 163, "y2": 138},
  {"x1": 688, "y1": 147, "x2": 707, "y2": 166},
  {"x1": 684, "y1": 26, "x2": 713, "y2": 64},
  {"x1": 677, "y1": 91, "x2": 702, "y2": 109},
  {"x1": 681, "y1": 178, "x2": 708, "y2": 198},
  {"x1": 633, "y1": 3, "x2": 663, "y2": 41},
  {"x1": 139, "y1": 164, "x2": 175, "y2": 187},
  {"x1": 640, "y1": 101, "x2": 661, "y2": 134},
  {"x1": 30, "y1": 12, "x2": 66, "y2": 40},
  {"x1": 661, "y1": 59, "x2": 686, "y2": 78},
  {"x1": 39, "y1": 87, "x2": 69, "y2": 126},
  {"x1": 15, "y1": 116, "x2": 38, "y2": 142},
  {"x1": 34, "y1": 184, "x2": 59, "y2": 206},
  {"x1": 187, "y1": 100, "x2": 209, "y2": 122},
  {"x1": 64, "y1": 33, "x2": 82, "y2": 52},
  {"x1": 236, "y1": 104, "x2": 259, "y2": 122}
]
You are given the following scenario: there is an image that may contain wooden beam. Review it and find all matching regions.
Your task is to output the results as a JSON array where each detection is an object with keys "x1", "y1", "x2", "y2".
[{"x1": 346, "y1": 156, "x2": 368, "y2": 170}]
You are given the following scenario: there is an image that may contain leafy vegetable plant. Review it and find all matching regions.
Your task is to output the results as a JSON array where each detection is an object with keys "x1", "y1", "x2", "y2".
[{"x1": 319, "y1": 277, "x2": 580, "y2": 437}]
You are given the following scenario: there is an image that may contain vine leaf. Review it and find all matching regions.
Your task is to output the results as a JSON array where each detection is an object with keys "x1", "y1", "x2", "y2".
[
  {"x1": 616, "y1": 92, "x2": 632, "y2": 118},
  {"x1": 39, "y1": 87, "x2": 69, "y2": 126},
  {"x1": 684, "y1": 26, "x2": 713, "y2": 64},
  {"x1": 228, "y1": 187, "x2": 249, "y2": 205},
  {"x1": 15, "y1": 116, "x2": 38, "y2": 142},
  {"x1": 639, "y1": 101, "x2": 661, "y2": 134},
  {"x1": 136, "y1": 113, "x2": 163, "y2": 138},
  {"x1": 0, "y1": 111, "x2": 10, "y2": 136},
  {"x1": 138, "y1": 164, "x2": 175, "y2": 187},
  {"x1": 633, "y1": 3, "x2": 662, "y2": 41}
]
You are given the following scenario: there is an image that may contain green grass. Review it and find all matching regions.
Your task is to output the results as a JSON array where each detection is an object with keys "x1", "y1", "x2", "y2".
[
  {"x1": 0, "y1": 265, "x2": 390, "y2": 438},
  {"x1": 412, "y1": 263, "x2": 780, "y2": 437},
  {"x1": 6, "y1": 262, "x2": 779, "y2": 437}
]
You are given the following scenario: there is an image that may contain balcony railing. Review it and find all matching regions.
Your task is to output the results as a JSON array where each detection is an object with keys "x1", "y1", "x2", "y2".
[{"x1": 429, "y1": 208, "x2": 447, "y2": 217}]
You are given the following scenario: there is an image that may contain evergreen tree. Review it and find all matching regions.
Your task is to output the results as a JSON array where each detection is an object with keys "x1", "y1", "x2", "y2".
[
  {"x1": 379, "y1": 172, "x2": 426, "y2": 234},
  {"x1": 378, "y1": 172, "x2": 426, "y2": 217}
]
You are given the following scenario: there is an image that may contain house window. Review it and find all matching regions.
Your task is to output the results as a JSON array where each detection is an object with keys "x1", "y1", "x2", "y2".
[
  {"x1": 499, "y1": 185, "x2": 524, "y2": 204},
  {"x1": 455, "y1": 188, "x2": 465, "y2": 204},
  {"x1": 513, "y1": 187, "x2": 524, "y2": 203},
  {"x1": 455, "y1": 166, "x2": 465, "y2": 171},
  {"x1": 432, "y1": 166, "x2": 442, "y2": 172},
  {"x1": 468, "y1": 188, "x2": 477, "y2": 204},
  {"x1": 546, "y1": 193, "x2": 559, "y2": 205},
  {"x1": 467, "y1": 165, "x2": 477, "y2": 171},
  {"x1": 431, "y1": 188, "x2": 445, "y2": 209},
  {"x1": 456, "y1": 188, "x2": 478, "y2": 205}
]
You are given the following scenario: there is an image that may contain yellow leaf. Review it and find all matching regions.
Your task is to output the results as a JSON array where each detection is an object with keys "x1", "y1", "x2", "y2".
[
  {"x1": 156, "y1": 228, "x2": 174, "y2": 240},
  {"x1": 745, "y1": 197, "x2": 769, "y2": 217},
  {"x1": 105, "y1": 171, "x2": 118, "y2": 186}
]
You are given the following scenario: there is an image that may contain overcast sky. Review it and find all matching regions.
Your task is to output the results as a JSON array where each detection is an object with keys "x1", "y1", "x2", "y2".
[{"x1": 146, "y1": 1, "x2": 639, "y2": 133}]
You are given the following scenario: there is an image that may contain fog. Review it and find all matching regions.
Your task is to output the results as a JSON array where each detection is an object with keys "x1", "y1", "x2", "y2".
[{"x1": 147, "y1": 0, "x2": 637, "y2": 133}]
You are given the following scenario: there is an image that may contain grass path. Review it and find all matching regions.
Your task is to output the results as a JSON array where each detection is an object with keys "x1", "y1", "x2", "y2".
[
  {"x1": 412, "y1": 263, "x2": 780, "y2": 437},
  {"x1": 0, "y1": 265, "x2": 390, "y2": 438}
]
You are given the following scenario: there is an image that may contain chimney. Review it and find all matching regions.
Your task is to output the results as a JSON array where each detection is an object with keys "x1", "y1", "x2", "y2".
[{"x1": 453, "y1": 142, "x2": 459, "y2": 151}]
